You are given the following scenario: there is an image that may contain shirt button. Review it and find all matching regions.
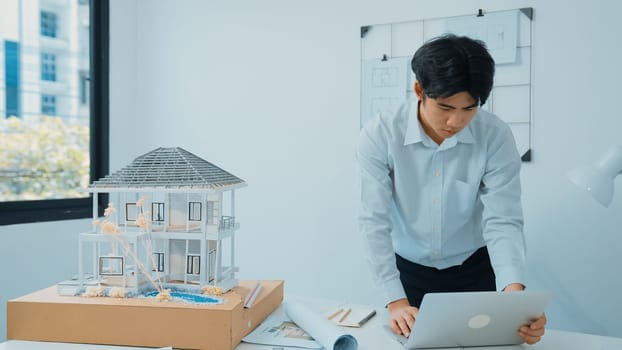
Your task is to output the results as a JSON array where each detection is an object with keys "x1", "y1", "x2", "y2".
[
  {"x1": 433, "y1": 225, "x2": 439, "y2": 232},
  {"x1": 433, "y1": 198, "x2": 440, "y2": 205},
  {"x1": 434, "y1": 171, "x2": 441, "y2": 177}
]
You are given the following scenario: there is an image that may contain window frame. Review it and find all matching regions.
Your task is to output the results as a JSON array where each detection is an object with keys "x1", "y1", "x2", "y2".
[
  {"x1": 188, "y1": 201, "x2": 202, "y2": 222},
  {"x1": 41, "y1": 94, "x2": 57, "y2": 115},
  {"x1": 40, "y1": 52, "x2": 57, "y2": 81},
  {"x1": 40, "y1": 10, "x2": 58, "y2": 38},
  {"x1": 151, "y1": 202, "x2": 165, "y2": 222},
  {"x1": 0, "y1": 0, "x2": 109, "y2": 226}
]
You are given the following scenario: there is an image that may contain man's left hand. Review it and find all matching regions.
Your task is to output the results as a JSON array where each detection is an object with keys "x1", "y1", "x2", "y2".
[
  {"x1": 519, "y1": 313, "x2": 547, "y2": 344},
  {"x1": 503, "y1": 282, "x2": 547, "y2": 344}
]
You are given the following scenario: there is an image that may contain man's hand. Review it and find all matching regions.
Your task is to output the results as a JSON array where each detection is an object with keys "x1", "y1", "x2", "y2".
[
  {"x1": 387, "y1": 298, "x2": 419, "y2": 337},
  {"x1": 503, "y1": 283, "x2": 547, "y2": 344},
  {"x1": 519, "y1": 313, "x2": 547, "y2": 344}
]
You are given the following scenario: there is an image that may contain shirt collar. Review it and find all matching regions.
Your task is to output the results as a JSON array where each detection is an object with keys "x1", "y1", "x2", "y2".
[{"x1": 403, "y1": 101, "x2": 476, "y2": 146}]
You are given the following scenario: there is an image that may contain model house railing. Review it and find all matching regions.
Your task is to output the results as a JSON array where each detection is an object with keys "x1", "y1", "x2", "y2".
[{"x1": 219, "y1": 216, "x2": 235, "y2": 231}]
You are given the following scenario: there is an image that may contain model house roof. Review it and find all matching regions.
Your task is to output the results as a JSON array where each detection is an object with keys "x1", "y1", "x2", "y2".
[{"x1": 88, "y1": 147, "x2": 246, "y2": 191}]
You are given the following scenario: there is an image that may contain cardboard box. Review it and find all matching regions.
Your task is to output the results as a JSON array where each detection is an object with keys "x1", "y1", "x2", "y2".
[{"x1": 7, "y1": 280, "x2": 283, "y2": 350}]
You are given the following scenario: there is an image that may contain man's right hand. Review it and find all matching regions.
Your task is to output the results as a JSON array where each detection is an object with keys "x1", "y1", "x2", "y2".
[{"x1": 387, "y1": 298, "x2": 419, "y2": 337}]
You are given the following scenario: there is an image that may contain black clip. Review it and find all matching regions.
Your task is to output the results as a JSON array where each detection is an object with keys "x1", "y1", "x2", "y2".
[
  {"x1": 477, "y1": 9, "x2": 484, "y2": 17},
  {"x1": 381, "y1": 54, "x2": 388, "y2": 61}
]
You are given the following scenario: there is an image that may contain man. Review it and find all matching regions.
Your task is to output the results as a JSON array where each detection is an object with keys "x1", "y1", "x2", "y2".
[{"x1": 357, "y1": 34, "x2": 546, "y2": 345}]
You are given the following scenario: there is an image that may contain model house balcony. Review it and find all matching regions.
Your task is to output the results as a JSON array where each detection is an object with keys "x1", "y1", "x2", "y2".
[{"x1": 219, "y1": 216, "x2": 236, "y2": 231}]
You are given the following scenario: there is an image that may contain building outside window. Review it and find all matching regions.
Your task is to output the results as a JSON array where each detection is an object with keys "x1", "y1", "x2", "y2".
[
  {"x1": 40, "y1": 11, "x2": 58, "y2": 38},
  {"x1": 40, "y1": 52, "x2": 56, "y2": 81},
  {"x1": 0, "y1": 0, "x2": 109, "y2": 225},
  {"x1": 41, "y1": 94, "x2": 56, "y2": 115},
  {"x1": 79, "y1": 70, "x2": 89, "y2": 105},
  {"x1": 4, "y1": 40, "x2": 20, "y2": 117}
]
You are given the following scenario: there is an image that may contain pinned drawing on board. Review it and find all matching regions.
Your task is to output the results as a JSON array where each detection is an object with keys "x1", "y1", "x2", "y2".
[{"x1": 360, "y1": 8, "x2": 534, "y2": 161}]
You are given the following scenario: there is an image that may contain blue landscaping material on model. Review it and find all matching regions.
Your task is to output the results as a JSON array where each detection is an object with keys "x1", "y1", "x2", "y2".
[{"x1": 142, "y1": 290, "x2": 223, "y2": 304}]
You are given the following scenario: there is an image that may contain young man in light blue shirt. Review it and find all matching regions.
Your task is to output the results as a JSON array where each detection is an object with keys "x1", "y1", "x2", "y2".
[{"x1": 357, "y1": 34, "x2": 546, "y2": 344}]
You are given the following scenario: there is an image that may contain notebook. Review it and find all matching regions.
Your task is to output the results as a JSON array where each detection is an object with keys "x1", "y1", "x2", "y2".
[{"x1": 387, "y1": 290, "x2": 552, "y2": 349}]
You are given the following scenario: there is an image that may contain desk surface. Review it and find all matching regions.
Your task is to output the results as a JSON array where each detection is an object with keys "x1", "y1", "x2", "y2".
[
  {"x1": 3, "y1": 329, "x2": 621, "y2": 350},
  {"x1": 235, "y1": 302, "x2": 622, "y2": 350},
  {"x1": 3, "y1": 301, "x2": 622, "y2": 350}
]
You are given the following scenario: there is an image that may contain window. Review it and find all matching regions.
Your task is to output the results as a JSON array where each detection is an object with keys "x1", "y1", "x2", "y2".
[
  {"x1": 79, "y1": 70, "x2": 89, "y2": 105},
  {"x1": 153, "y1": 253, "x2": 164, "y2": 272},
  {"x1": 41, "y1": 95, "x2": 56, "y2": 115},
  {"x1": 188, "y1": 202, "x2": 202, "y2": 221},
  {"x1": 152, "y1": 202, "x2": 164, "y2": 221},
  {"x1": 4, "y1": 41, "x2": 20, "y2": 118},
  {"x1": 186, "y1": 255, "x2": 200, "y2": 275},
  {"x1": 206, "y1": 201, "x2": 215, "y2": 224},
  {"x1": 41, "y1": 52, "x2": 56, "y2": 81},
  {"x1": 126, "y1": 203, "x2": 139, "y2": 221},
  {"x1": 40, "y1": 11, "x2": 58, "y2": 38},
  {"x1": 99, "y1": 256, "x2": 124, "y2": 276},
  {"x1": 0, "y1": 0, "x2": 109, "y2": 225}
]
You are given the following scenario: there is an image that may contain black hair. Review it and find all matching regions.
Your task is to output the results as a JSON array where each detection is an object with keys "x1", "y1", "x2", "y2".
[{"x1": 411, "y1": 34, "x2": 495, "y2": 106}]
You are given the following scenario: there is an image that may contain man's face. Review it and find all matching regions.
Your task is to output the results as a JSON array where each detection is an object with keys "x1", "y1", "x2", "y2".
[{"x1": 414, "y1": 81, "x2": 479, "y2": 145}]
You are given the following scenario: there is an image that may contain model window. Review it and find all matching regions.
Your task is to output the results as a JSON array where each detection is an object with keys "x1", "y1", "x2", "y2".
[
  {"x1": 186, "y1": 255, "x2": 200, "y2": 275},
  {"x1": 99, "y1": 256, "x2": 123, "y2": 276},
  {"x1": 126, "y1": 203, "x2": 139, "y2": 221},
  {"x1": 206, "y1": 201, "x2": 215, "y2": 224},
  {"x1": 188, "y1": 202, "x2": 202, "y2": 221},
  {"x1": 152, "y1": 202, "x2": 164, "y2": 221},
  {"x1": 152, "y1": 252, "x2": 164, "y2": 272}
]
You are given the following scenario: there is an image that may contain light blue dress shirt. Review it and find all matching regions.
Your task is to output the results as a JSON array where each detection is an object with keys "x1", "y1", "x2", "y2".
[{"x1": 357, "y1": 98, "x2": 526, "y2": 306}]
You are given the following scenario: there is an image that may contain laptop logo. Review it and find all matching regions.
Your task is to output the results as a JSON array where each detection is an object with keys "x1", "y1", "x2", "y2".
[{"x1": 468, "y1": 314, "x2": 491, "y2": 329}]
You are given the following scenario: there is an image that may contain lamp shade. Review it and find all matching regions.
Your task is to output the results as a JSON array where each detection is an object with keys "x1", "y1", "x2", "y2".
[{"x1": 567, "y1": 145, "x2": 622, "y2": 208}]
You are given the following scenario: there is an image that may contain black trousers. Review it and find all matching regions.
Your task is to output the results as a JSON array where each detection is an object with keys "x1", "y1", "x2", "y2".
[{"x1": 396, "y1": 246, "x2": 496, "y2": 308}]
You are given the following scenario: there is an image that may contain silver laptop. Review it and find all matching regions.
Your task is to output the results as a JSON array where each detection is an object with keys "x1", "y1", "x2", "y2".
[{"x1": 387, "y1": 291, "x2": 552, "y2": 349}]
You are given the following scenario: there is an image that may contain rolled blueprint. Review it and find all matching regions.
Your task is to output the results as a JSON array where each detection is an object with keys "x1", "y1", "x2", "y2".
[{"x1": 284, "y1": 300, "x2": 358, "y2": 350}]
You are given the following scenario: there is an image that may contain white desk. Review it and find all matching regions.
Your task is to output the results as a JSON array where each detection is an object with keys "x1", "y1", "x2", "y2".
[
  {"x1": 0, "y1": 342, "x2": 170, "y2": 350},
  {"x1": 4, "y1": 328, "x2": 620, "y2": 350},
  {"x1": 235, "y1": 302, "x2": 622, "y2": 350}
]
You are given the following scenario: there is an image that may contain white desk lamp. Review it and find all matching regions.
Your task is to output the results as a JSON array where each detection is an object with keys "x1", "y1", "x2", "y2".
[{"x1": 567, "y1": 145, "x2": 622, "y2": 207}]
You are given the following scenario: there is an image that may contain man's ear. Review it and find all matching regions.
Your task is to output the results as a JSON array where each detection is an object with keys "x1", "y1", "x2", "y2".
[{"x1": 414, "y1": 81, "x2": 424, "y2": 101}]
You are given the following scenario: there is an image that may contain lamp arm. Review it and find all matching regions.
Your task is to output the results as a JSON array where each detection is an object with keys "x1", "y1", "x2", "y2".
[{"x1": 597, "y1": 145, "x2": 622, "y2": 177}]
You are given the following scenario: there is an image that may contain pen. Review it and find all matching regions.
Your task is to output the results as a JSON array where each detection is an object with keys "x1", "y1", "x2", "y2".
[
  {"x1": 327, "y1": 307, "x2": 343, "y2": 320},
  {"x1": 338, "y1": 308, "x2": 352, "y2": 323}
]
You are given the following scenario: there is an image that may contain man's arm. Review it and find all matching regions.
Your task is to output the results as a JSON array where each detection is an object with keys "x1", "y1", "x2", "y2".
[
  {"x1": 479, "y1": 124, "x2": 546, "y2": 344},
  {"x1": 357, "y1": 119, "x2": 419, "y2": 336},
  {"x1": 356, "y1": 119, "x2": 406, "y2": 305},
  {"x1": 479, "y1": 123, "x2": 526, "y2": 291}
]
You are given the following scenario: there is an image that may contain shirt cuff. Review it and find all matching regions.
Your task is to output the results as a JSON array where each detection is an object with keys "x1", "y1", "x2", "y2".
[
  {"x1": 384, "y1": 278, "x2": 408, "y2": 307},
  {"x1": 495, "y1": 266, "x2": 526, "y2": 291}
]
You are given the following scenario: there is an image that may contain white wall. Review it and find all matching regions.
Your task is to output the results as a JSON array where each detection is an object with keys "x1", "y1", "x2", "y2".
[
  {"x1": 2, "y1": 0, "x2": 622, "y2": 341},
  {"x1": 0, "y1": 219, "x2": 86, "y2": 342}
]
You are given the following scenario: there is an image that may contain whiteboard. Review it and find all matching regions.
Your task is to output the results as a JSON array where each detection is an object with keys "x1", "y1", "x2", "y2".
[{"x1": 360, "y1": 8, "x2": 534, "y2": 161}]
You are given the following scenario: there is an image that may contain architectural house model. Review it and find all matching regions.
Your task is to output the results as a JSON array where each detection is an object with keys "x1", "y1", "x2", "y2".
[{"x1": 58, "y1": 147, "x2": 247, "y2": 298}]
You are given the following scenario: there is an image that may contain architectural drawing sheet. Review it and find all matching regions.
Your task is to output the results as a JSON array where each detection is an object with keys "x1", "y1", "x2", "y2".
[
  {"x1": 446, "y1": 10, "x2": 519, "y2": 64},
  {"x1": 360, "y1": 57, "x2": 410, "y2": 128}
]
